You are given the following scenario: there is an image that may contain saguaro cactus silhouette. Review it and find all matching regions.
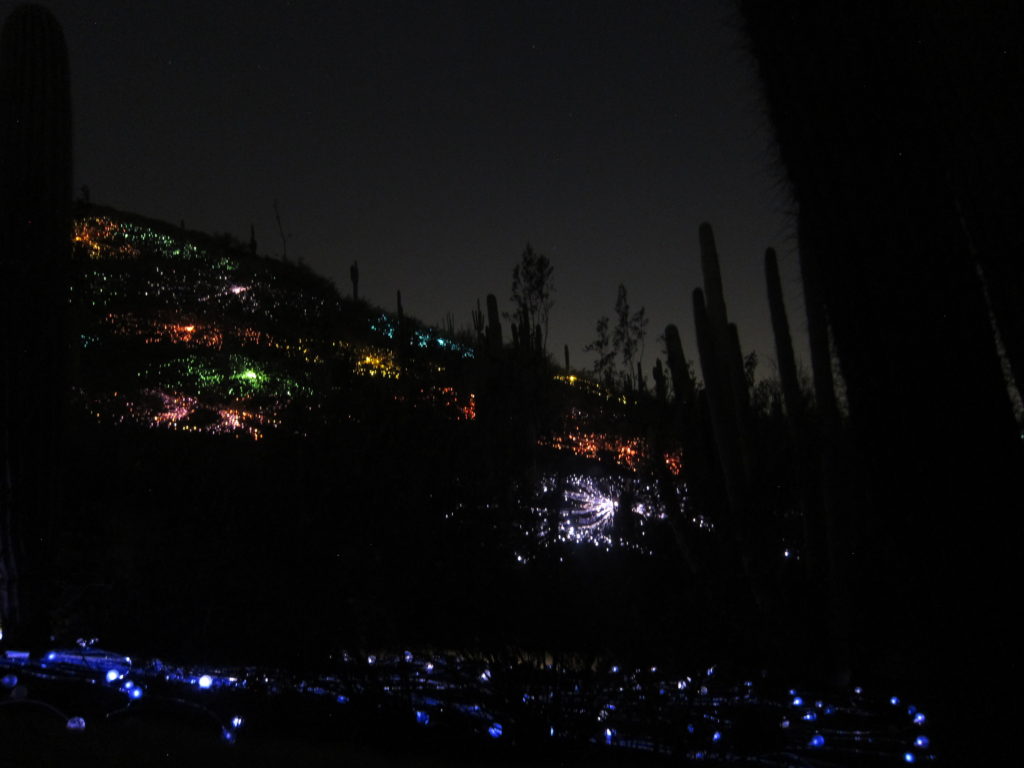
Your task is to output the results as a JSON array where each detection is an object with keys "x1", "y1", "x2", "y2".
[
  {"x1": 663, "y1": 324, "x2": 695, "y2": 409},
  {"x1": 764, "y1": 248, "x2": 801, "y2": 420},
  {"x1": 691, "y1": 223, "x2": 774, "y2": 614},
  {"x1": 485, "y1": 293, "x2": 502, "y2": 354},
  {"x1": 0, "y1": 3, "x2": 73, "y2": 642},
  {"x1": 741, "y1": 6, "x2": 1024, "y2": 756}
]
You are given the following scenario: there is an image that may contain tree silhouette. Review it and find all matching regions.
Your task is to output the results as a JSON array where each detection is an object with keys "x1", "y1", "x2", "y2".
[
  {"x1": 585, "y1": 284, "x2": 648, "y2": 391},
  {"x1": 510, "y1": 244, "x2": 554, "y2": 351},
  {"x1": 584, "y1": 315, "x2": 615, "y2": 386},
  {"x1": 613, "y1": 284, "x2": 647, "y2": 390}
]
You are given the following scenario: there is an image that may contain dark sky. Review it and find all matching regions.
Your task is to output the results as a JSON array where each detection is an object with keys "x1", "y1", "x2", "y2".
[{"x1": 14, "y1": 0, "x2": 807, "y2": 376}]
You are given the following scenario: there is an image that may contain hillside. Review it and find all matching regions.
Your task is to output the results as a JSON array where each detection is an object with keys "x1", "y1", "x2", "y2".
[
  {"x1": 5, "y1": 207, "x2": 922, "y2": 766},
  {"x1": 51, "y1": 205, "x2": 712, "y2": 663},
  {"x1": 71, "y1": 204, "x2": 477, "y2": 439}
]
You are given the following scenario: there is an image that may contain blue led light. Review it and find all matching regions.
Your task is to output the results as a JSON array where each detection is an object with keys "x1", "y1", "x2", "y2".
[
  {"x1": 128, "y1": 687, "x2": 143, "y2": 700},
  {"x1": 46, "y1": 651, "x2": 57, "y2": 661},
  {"x1": 198, "y1": 675, "x2": 213, "y2": 689},
  {"x1": 809, "y1": 734, "x2": 825, "y2": 748},
  {"x1": 480, "y1": 669, "x2": 491, "y2": 682},
  {"x1": 415, "y1": 710, "x2": 430, "y2": 726},
  {"x1": 488, "y1": 723, "x2": 503, "y2": 739},
  {"x1": 549, "y1": 726, "x2": 555, "y2": 737},
  {"x1": 915, "y1": 736, "x2": 930, "y2": 749},
  {"x1": 604, "y1": 727, "x2": 615, "y2": 745},
  {"x1": 904, "y1": 752, "x2": 916, "y2": 763},
  {"x1": 221, "y1": 727, "x2": 236, "y2": 744},
  {"x1": 687, "y1": 724, "x2": 696, "y2": 734},
  {"x1": 105, "y1": 669, "x2": 120, "y2": 683},
  {"x1": 712, "y1": 731, "x2": 721, "y2": 743},
  {"x1": 403, "y1": 651, "x2": 413, "y2": 663},
  {"x1": 0, "y1": 674, "x2": 16, "y2": 688},
  {"x1": 803, "y1": 711, "x2": 817, "y2": 722},
  {"x1": 231, "y1": 716, "x2": 243, "y2": 728},
  {"x1": 913, "y1": 712, "x2": 926, "y2": 725},
  {"x1": 336, "y1": 695, "x2": 349, "y2": 704},
  {"x1": 66, "y1": 717, "x2": 87, "y2": 731},
  {"x1": 792, "y1": 696, "x2": 804, "y2": 707},
  {"x1": 780, "y1": 719, "x2": 790, "y2": 729},
  {"x1": 890, "y1": 696, "x2": 900, "y2": 706},
  {"x1": 854, "y1": 686, "x2": 863, "y2": 695}
]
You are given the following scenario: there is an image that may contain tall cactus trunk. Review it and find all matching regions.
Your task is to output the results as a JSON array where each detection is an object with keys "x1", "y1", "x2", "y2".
[
  {"x1": 796, "y1": 232, "x2": 852, "y2": 685},
  {"x1": 664, "y1": 324, "x2": 695, "y2": 409},
  {"x1": 766, "y1": 246, "x2": 849, "y2": 681},
  {"x1": 652, "y1": 359, "x2": 666, "y2": 402},
  {"x1": 485, "y1": 294, "x2": 503, "y2": 354},
  {"x1": 698, "y1": 222, "x2": 728, "y2": 330},
  {"x1": 764, "y1": 249, "x2": 801, "y2": 419},
  {"x1": 395, "y1": 289, "x2": 406, "y2": 354},
  {"x1": 766, "y1": 248, "x2": 818, "y2": 575},
  {"x1": 698, "y1": 223, "x2": 753, "y2": 480},
  {"x1": 797, "y1": 220, "x2": 839, "y2": 433},
  {"x1": 0, "y1": 4, "x2": 73, "y2": 644},
  {"x1": 694, "y1": 289, "x2": 764, "y2": 614},
  {"x1": 660, "y1": 323, "x2": 711, "y2": 575},
  {"x1": 471, "y1": 298, "x2": 485, "y2": 345},
  {"x1": 693, "y1": 290, "x2": 743, "y2": 532}
]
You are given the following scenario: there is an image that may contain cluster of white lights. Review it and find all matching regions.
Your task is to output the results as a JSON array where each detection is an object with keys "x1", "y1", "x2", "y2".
[{"x1": 518, "y1": 473, "x2": 699, "y2": 559}]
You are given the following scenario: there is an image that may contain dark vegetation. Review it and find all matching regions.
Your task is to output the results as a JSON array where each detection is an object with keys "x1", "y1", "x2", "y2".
[
  {"x1": 1, "y1": 4, "x2": 1021, "y2": 764},
  {"x1": 739, "y1": 1, "x2": 1024, "y2": 762},
  {"x1": 14, "y1": 198, "x2": 851, "y2": 688}
]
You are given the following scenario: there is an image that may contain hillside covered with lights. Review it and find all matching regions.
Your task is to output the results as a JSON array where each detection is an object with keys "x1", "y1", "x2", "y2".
[
  {"x1": 72, "y1": 205, "x2": 479, "y2": 439},
  {"x1": 54, "y1": 204, "x2": 739, "y2": 664}
]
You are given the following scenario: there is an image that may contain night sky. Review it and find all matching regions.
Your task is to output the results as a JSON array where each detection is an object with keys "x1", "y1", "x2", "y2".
[{"x1": 16, "y1": 0, "x2": 805, "y2": 375}]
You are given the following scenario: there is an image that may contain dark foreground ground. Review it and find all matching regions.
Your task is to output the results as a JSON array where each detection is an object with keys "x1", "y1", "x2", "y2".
[
  {"x1": 0, "y1": 648, "x2": 934, "y2": 767},
  {"x1": 0, "y1": 714, "x2": 663, "y2": 768}
]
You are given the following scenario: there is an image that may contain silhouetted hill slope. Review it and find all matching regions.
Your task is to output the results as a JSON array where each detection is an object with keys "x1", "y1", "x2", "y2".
[{"x1": 52, "y1": 205, "x2": 709, "y2": 665}]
